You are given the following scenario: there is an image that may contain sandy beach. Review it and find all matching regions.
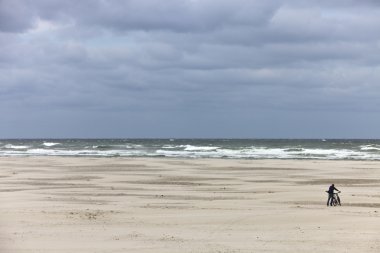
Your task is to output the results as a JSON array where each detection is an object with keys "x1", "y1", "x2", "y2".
[{"x1": 1, "y1": 157, "x2": 380, "y2": 252}]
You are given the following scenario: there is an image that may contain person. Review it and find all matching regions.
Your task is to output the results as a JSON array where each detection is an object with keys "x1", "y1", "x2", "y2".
[{"x1": 326, "y1": 184, "x2": 340, "y2": 206}]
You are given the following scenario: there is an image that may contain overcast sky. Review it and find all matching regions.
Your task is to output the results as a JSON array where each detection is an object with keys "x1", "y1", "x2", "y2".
[{"x1": 1, "y1": 0, "x2": 380, "y2": 138}]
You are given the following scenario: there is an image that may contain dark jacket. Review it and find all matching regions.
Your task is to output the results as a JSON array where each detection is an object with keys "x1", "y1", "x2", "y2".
[{"x1": 328, "y1": 185, "x2": 338, "y2": 194}]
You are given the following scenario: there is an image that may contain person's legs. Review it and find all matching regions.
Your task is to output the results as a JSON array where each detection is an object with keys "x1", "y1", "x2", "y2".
[
  {"x1": 329, "y1": 193, "x2": 334, "y2": 206},
  {"x1": 327, "y1": 194, "x2": 332, "y2": 206}
]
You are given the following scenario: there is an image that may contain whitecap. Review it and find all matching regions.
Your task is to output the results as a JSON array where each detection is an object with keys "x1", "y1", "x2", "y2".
[
  {"x1": 360, "y1": 145, "x2": 380, "y2": 151},
  {"x1": 43, "y1": 142, "x2": 60, "y2": 147},
  {"x1": 162, "y1": 145, "x2": 178, "y2": 149},
  {"x1": 183, "y1": 145, "x2": 219, "y2": 151},
  {"x1": 4, "y1": 144, "x2": 29, "y2": 149}
]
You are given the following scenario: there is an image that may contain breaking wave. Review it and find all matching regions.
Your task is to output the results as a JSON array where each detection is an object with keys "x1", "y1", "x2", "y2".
[{"x1": 1, "y1": 139, "x2": 380, "y2": 160}]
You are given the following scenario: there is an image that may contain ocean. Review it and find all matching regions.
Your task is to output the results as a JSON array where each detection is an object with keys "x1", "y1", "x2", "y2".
[{"x1": 1, "y1": 139, "x2": 380, "y2": 160}]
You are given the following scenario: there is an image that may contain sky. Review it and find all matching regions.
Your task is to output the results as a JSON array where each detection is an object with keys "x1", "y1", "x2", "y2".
[{"x1": 1, "y1": 0, "x2": 380, "y2": 138}]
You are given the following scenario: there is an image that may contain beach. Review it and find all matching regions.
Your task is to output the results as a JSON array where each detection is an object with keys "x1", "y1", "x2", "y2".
[{"x1": 1, "y1": 157, "x2": 380, "y2": 252}]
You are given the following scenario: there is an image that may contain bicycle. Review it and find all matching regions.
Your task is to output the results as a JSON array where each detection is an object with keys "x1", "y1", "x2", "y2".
[{"x1": 326, "y1": 191, "x2": 341, "y2": 206}]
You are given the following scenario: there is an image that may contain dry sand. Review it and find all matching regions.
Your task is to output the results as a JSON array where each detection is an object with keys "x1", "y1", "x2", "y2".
[{"x1": 1, "y1": 157, "x2": 380, "y2": 252}]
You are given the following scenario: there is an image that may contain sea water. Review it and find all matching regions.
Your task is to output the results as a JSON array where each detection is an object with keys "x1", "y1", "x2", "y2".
[{"x1": 1, "y1": 139, "x2": 380, "y2": 160}]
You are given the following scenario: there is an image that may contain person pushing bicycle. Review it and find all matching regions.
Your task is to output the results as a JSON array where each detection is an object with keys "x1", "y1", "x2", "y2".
[{"x1": 326, "y1": 184, "x2": 340, "y2": 206}]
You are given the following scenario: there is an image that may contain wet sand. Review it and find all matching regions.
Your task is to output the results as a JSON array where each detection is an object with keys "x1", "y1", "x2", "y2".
[{"x1": 1, "y1": 157, "x2": 380, "y2": 252}]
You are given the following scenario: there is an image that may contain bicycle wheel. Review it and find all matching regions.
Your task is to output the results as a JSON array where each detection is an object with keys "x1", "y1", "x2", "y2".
[{"x1": 332, "y1": 198, "x2": 338, "y2": 206}]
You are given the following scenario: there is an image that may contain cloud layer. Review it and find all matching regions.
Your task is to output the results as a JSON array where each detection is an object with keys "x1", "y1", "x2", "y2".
[{"x1": 1, "y1": 0, "x2": 380, "y2": 138}]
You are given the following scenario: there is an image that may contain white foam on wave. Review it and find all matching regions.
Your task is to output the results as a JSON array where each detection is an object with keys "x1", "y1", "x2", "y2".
[
  {"x1": 91, "y1": 144, "x2": 139, "y2": 149},
  {"x1": 182, "y1": 145, "x2": 219, "y2": 151},
  {"x1": 156, "y1": 146, "x2": 376, "y2": 160},
  {"x1": 156, "y1": 147, "x2": 290, "y2": 159},
  {"x1": 43, "y1": 142, "x2": 60, "y2": 147},
  {"x1": 301, "y1": 148, "x2": 361, "y2": 159},
  {"x1": 18, "y1": 148, "x2": 149, "y2": 157},
  {"x1": 360, "y1": 145, "x2": 380, "y2": 151},
  {"x1": 156, "y1": 149, "x2": 216, "y2": 158},
  {"x1": 4, "y1": 144, "x2": 29, "y2": 149},
  {"x1": 1, "y1": 142, "x2": 380, "y2": 160},
  {"x1": 162, "y1": 145, "x2": 178, "y2": 149}
]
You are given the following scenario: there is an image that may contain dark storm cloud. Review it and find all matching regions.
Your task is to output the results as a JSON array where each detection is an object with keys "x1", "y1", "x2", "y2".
[{"x1": 2, "y1": 0, "x2": 380, "y2": 138}]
